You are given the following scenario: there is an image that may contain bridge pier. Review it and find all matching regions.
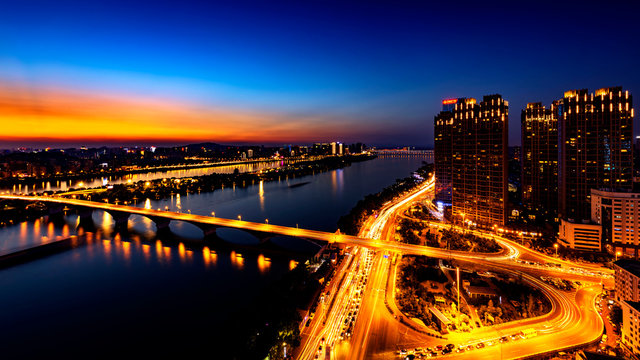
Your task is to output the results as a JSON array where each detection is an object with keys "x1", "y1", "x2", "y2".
[
  {"x1": 76, "y1": 207, "x2": 95, "y2": 230},
  {"x1": 107, "y1": 211, "x2": 130, "y2": 232},
  {"x1": 77, "y1": 208, "x2": 94, "y2": 220},
  {"x1": 150, "y1": 217, "x2": 172, "y2": 236},
  {"x1": 46, "y1": 204, "x2": 66, "y2": 222},
  {"x1": 195, "y1": 224, "x2": 219, "y2": 238}
]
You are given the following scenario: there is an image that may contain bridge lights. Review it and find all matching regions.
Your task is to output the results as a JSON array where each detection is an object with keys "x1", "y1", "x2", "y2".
[
  {"x1": 265, "y1": 219, "x2": 269, "y2": 224},
  {"x1": 211, "y1": 211, "x2": 215, "y2": 217},
  {"x1": 238, "y1": 215, "x2": 242, "y2": 221},
  {"x1": 616, "y1": 251, "x2": 622, "y2": 261}
]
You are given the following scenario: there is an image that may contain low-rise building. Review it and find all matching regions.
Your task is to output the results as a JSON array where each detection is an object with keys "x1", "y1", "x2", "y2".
[
  {"x1": 592, "y1": 189, "x2": 640, "y2": 258},
  {"x1": 621, "y1": 300, "x2": 640, "y2": 356},
  {"x1": 614, "y1": 259, "x2": 640, "y2": 303},
  {"x1": 614, "y1": 259, "x2": 640, "y2": 357},
  {"x1": 558, "y1": 219, "x2": 602, "y2": 251},
  {"x1": 466, "y1": 286, "x2": 497, "y2": 299}
]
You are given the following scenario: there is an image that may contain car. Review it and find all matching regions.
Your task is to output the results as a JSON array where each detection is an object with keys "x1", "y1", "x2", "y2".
[
  {"x1": 499, "y1": 336, "x2": 508, "y2": 343},
  {"x1": 466, "y1": 345, "x2": 474, "y2": 351},
  {"x1": 414, "y1": 347, "x2": 423, "y2": 353},
  {"x1": 455, "y1": 348, "x2": 465, "y2": 353},
  {"x1": 399, "y1": 349, "x2": 408, "y2": 355},
  {"x1": 435, "y1": 345, "x2": 443, "y2": 351},
  {"x1": 486, "y1": 341, "x2": 495, "y2": 346},
  {"x1": 445, "y1": 344, "x2": 455, "y2": 350},
  {"x1": 476, "y1": 343, "x2": 485, "y2": 349}
]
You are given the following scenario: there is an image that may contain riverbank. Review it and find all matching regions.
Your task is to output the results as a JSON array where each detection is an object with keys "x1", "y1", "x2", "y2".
[
  {"x1": 0, "y1": 154, "x2": 376, "y2": 228},
  {"x1": 0, "y1": 154, "x2": 345, "y2": 190},
  {"x1": 337, "y1": 162, "x2": 432, "y2": 235}
]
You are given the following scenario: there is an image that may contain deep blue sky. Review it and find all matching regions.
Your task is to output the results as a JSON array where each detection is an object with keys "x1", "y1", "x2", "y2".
[{"x1": 1, "y1": 0, "x2": 639, "y2": 147}]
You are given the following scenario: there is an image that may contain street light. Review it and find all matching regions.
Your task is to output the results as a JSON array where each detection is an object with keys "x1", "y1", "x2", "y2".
[
  {"x1": 616, "y1": 251, "x2": 622, "y2": 261},
  {"x1": 211, "y1": 211, "x2": 215, "y2": 217},
  {"x1": 265, "y1": 219, "x2": 269, "y2": 224},
  {"x1": 238, "y1": 215, "x2": 242, "y2": 221},
  {"x1": 554, "y1": 243, "x2": 558, "y2": 257}
]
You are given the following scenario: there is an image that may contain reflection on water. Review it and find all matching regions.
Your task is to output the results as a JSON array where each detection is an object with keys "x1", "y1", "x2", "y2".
[
  {"x1": 258, "y1": 180, "x2": 265, "y2": 211},
  {"x1": 331, "y1": 168, "x2": 344, "y2": 195},
  {"x1": 230, "y1": 250, "x2": 245, "y2": 270},
  {"x1": 257, "y1": 254, "x2": 271, "y2": 274},
  {"x1": 203, "y1": 246, "x2": 217, "y2": 268}
]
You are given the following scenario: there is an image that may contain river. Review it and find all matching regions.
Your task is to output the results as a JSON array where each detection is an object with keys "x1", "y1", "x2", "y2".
[{"x1": 0, "y1": 155, "x2": 427, "y2": 357}]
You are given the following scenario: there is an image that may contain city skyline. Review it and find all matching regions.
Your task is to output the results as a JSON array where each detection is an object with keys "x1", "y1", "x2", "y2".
[{"x1": 1, "y1": 1, "x2": 640, "y2": 148}]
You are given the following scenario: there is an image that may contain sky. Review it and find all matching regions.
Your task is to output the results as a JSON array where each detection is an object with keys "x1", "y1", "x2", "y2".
[{"x1": 1, "y1": 0, "x2": 639, "y2": 148}]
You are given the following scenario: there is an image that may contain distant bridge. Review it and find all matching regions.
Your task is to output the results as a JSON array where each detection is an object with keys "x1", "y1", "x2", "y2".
[
  {"x1": 0, "y1": 195, "x2": 513, "y2": 260},
  {"x1": 373, "y1": 149, "x2": 433, "y2": 159}
]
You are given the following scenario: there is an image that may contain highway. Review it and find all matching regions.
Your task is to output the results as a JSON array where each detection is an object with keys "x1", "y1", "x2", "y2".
[{"x1": 295, "y1": 173, "x2": 609, "y2": 360}]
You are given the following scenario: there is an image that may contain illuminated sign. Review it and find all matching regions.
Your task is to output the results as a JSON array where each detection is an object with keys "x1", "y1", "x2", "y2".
[{"x1": 442, "y1": 99, "x2": 457, "y2": 105}]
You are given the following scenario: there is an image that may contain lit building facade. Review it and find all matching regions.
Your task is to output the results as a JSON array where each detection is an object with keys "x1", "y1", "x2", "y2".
[
  {"x1": 558, "y1": 87, "x2": 633, "y2": 223},
  {"x1": 621, "y1": 301, "x2": 640, "y2": 355},
  {"x1": 615, "y1": 259, "x2": 640, "y2": 302},
  {"x1": 521, "y1": 102, "x2": 559, "y2": 220},
  {"x1": 558, "y1": 219, "x2": 602, "y2": 251},
  {"x1": 614, "y1": 259, "x2": 640, "y2": 355},
  {"x1": 592, "y1": 189, "x2": 640, "y2": 258},
  {"x1": 445, "y1": 95, "x2": 508, "y2": 226},
  {"x1": 434, "y1": 99, "x2": 457, "y2": 205}
]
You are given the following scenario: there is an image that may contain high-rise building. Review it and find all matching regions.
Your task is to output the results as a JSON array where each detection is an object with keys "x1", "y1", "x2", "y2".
[
  {"x1": 434, "y1": 99, "x2": 456, "y2": 205},
  {"x1": 558, "y1": 87, "x2": 633, "y2": 222},
  {"x1": 435, "y1": 95, "x2": 509, "y2": 226},
  {"x1": 521, "y1": 102, "x2": 559, "y2": 220}
]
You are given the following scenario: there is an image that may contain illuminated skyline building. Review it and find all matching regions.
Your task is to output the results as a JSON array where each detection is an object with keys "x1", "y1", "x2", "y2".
[
  {"x1": 558, "y1": 87, "x2": 633, "y2": 223},
  {"x1": 434, "y1": 99, "x2": 456, "y2": 205},
  {"x1": 521, "y1": 101, "x2": 559, "y2": 220},
  {"x1": 435, "y1": 95, "x2": 509, "y2": 226}
]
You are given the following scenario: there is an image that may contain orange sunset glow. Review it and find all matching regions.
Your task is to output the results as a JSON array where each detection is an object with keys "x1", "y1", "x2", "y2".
[{"x1": 0, "y1": 81, "x2": 366, "y2": 145}]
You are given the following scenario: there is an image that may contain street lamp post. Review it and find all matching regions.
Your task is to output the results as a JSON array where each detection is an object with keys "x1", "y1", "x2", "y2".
[
  {"x1": 238, "y1": 215, "x2": 241, "y2": 221},
  {"x1": 211, "y1": 211, "x2": 215, "y2": 217},
  {"x1": 616, "y1": 251, "x2": 621, "y2": 262},
  {"x1": 554, "y1": 243, "x2": 559, "y2": 257},
  {"x1": 265, "y1": 218, "x2": 269, "y2": 224}
]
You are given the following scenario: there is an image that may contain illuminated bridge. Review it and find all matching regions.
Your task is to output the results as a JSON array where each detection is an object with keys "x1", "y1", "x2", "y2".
[{"x1": 0, "y1": 194, "x2": 513, "y2": 259}]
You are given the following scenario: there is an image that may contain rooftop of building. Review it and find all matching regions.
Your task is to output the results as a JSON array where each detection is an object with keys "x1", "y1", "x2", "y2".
[
  {"x1": 614, "y1": 259, "x2": 640, "y2": 278},
  {"x1": 577, "y1": 350, "x2": 627, "y2": 360},
  {"x1": 623, "y1": 300, "x2": 640, "y2": 313}
]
